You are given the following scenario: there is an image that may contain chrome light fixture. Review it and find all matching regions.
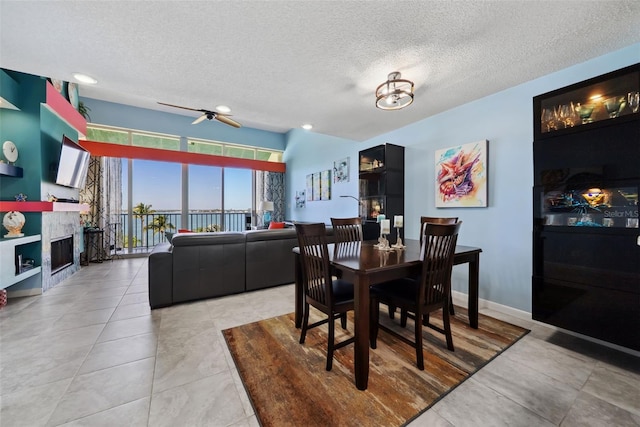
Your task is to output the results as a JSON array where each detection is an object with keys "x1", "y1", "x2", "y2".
[{"x1": 375, "y1": 71, "x2": 414, "y2": 110}]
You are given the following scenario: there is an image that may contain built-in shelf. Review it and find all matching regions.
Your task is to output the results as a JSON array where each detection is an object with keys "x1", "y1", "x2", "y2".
[
  {"x1": 0, "y1": 201, "x2": 90, "y2": 212},
  {"x1": 0, "y1": 234, "x2": 42, "y2": 289},
  {"x1": 0, "y1": 163, "x2": 23, "y2": 177}
]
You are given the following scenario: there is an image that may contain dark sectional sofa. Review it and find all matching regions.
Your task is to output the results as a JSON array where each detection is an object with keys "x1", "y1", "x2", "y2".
[{"x1": 148, "y1": 227, "x2": 333, "y2": 308}]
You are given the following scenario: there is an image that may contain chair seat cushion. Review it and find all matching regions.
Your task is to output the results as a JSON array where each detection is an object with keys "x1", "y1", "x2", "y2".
[
  {"x1": 332, "y1": 279, "x2": 354, "y2": 303},
  {"x1": 371, "y1": 278, "x2": 417, "y2": 304}
]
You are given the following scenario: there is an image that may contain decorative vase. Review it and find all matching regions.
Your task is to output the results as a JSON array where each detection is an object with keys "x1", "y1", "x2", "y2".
[{"x1": 2, "y1": 211, "x2": 25, "y2": 238}]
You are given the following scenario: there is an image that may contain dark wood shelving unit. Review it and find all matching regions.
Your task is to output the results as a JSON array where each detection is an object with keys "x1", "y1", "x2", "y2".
[
  {"x1": 532, "y1": 63, "x2": 640, "y2": 351},
  {"x1": 358, "y1": 143, "x2": 405, "y2": 241}
]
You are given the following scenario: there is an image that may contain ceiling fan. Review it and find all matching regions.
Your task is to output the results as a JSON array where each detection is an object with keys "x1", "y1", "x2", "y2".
[{"x1": 157, "y1": 102, "x2": 242, "y2": 128}]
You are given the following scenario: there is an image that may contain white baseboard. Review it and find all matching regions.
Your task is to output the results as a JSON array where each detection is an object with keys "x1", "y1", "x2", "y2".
[{"x1": 451, "y1": 290, "x2": 531, "y2": 321}]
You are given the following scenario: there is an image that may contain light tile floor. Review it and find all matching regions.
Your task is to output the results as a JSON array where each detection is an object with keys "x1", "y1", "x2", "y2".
[{"x1": 1, "y1": 258, "x2": 638, "y2": 426}]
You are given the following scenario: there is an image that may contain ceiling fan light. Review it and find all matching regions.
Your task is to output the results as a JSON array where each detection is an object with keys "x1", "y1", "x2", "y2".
[
  {"x1": 376, "y1": 71, "x2": 414, "y2": 110},
  {"x1": 215, "y1": 105, "x2": 231, "y2": 113}
]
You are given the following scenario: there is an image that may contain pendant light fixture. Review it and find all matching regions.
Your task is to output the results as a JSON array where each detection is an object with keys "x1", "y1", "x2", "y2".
[{"x1": 375, "y1": 71, "x2": 414, "y2": 110}]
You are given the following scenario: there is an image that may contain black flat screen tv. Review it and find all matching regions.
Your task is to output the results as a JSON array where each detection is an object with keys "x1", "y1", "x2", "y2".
[{"x1": 55, "y1": 135, "x2": 90, "y2": 189}]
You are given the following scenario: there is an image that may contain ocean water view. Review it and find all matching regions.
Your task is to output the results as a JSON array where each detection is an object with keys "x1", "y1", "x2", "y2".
[{"x1": 112, "y1": 210, "x2": 252, "y2": 250}]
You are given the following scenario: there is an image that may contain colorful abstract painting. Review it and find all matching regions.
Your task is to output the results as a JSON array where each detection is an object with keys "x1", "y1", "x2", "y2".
[{"x1": 435, "y1": 140, "x2": 488, "y2": 208}]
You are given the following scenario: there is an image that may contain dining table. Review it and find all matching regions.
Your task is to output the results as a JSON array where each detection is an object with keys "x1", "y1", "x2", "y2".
[{"x1": 293, "y1": 239, "x2": 482, "y2": 390}]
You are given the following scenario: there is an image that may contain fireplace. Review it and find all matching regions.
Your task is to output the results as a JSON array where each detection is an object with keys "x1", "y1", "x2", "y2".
[{"x1": 51, "y1": 235, "x2": 73, "y2": 274}]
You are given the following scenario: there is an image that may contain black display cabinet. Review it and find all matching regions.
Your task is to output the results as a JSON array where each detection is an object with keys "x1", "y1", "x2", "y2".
[
  {"x1": 359, "y1": 143, "x2": 405, "y2": 241},
  {"x1": 532, "y1": 63, "x2": 640, "y2": 351}
]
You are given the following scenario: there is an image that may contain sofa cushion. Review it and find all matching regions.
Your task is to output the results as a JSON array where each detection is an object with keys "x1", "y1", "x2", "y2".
[
  {"x1": 172, "y1": 232, "x2": 246, "y2": 302},
  {"x1": 245, "y1": 229, "x2": 299, "y2": 290},
  {"x1": 268, "y1": 221, "x2": 285, "y2": 229}
]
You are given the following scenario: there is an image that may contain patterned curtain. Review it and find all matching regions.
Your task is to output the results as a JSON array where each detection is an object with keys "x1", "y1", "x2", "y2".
[
  {"x1": 256, "y1": 171, "x2": 285, "y2": 225},
  {"x1": 79, "y1": 157, "x2": 122, "y2": 257}
]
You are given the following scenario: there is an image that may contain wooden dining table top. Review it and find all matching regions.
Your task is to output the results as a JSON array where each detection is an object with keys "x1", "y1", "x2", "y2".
[{"x1": 295, "y1": 239, "x2": 481, "y2": 272}]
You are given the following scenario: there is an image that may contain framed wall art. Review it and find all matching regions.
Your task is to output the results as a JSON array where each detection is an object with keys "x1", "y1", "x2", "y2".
[
  {"x1": 306, "y1": 174, "x2": 313, "y2": 201},
  {"x1": 312, "y1": 172, "x2": 321, "y2": 201},
  {"x1": 333, "y1": 157, "x2": 349, "y2": 183},
  {"x1": 320, "y1": 169, "x2": 331, "y2": 200},
  {"x1": 435, "y1": 139, "x2": 488, "y2": 208},
  {"x1": 295, "y1": 190, "x2": 306, "y2": 208}
]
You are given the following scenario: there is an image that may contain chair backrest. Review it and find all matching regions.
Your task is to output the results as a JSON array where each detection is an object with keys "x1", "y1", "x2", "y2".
[
  {"x1": 419, "y1": 222, "x2": 462, "y2": 307},
  {"x1": 419, "y1": 216, "x2": 458, "y2": 244},
  {"x1": 295, "y1": 223, "x2": 334, "y2": 307},
  {"x1": 331, "y1": 217, "x2": 363, "y2": 258},
  {"x1": 331, "y1": 217, "x2": 363, "y2": 243}
]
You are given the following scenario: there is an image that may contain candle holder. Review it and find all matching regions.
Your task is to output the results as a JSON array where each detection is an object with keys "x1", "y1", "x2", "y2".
[
  {"x1": 392, "y1": 226, "x2": 405, "y2": 249},
  {"x1": 392, "y1": 215, "x2": 405, "y2": 249},
  {"x1": 375, "y1": 218, "x2": 393, "y2": 251}
]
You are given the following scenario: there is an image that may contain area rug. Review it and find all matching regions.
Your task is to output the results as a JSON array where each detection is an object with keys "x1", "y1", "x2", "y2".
[{"x1": 223, "y1": 307, "x2": 529, "y2": 427}]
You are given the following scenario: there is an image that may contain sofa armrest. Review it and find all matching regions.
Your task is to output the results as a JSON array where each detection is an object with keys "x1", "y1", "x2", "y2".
[{"x1": 149, "y1": 242, "x2": 173, "y2": 309}]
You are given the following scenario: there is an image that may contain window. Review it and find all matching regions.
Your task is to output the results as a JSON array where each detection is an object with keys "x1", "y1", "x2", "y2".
[
  {"x1": 85, "y1": 124, "x2": 284, "y2": 253},
  {"x1": 131, "y1": 160, "x2": 181, "y2": 249},
  {"x1": 188, "y1": 165, "x2": 223, "y2": 232}
]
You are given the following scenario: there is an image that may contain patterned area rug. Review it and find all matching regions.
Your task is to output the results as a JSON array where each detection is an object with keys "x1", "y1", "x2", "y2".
[{"x1": 223, "y1": 307, "x2": 529, "y2": 427}]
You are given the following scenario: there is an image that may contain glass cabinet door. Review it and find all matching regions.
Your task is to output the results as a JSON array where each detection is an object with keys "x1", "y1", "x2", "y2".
[
  {"x1": 534, "y1": 64, "x2": 640, "y2": 140},
  {"x1": 540, "y1": 183, "x2": 638, "y2": 229}
]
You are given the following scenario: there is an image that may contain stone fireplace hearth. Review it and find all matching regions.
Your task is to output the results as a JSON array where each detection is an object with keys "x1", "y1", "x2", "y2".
[{"x1": 42, "y1": 212, "x2": 82, "y2": 292}]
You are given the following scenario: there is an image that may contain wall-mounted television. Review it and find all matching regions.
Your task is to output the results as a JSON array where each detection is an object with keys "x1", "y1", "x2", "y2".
[{"x1": 55, "y1": 135, "x2": 90, "y2": 189}]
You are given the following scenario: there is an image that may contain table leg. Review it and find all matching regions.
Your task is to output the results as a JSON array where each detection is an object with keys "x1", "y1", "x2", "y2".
[
  {"x1": 468, "y1": 254, "x2": 479, "y2": 329},
  {"x1": 294, "y1": 252, "x2": 303, "y2": 329},
  {"x1": 353, "y1": 274, "x2": 370, "y2": 390}
]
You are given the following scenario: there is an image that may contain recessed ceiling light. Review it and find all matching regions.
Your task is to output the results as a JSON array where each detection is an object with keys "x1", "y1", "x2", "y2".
[
  {"x1": 302, "y1": 124, "x2": 313, "y2": 130},
  {"x1": 72, "y1": 73, "x2": 98, "y2": 84},
  {"x1": 215, "y1": 105, "x2": 231, "y2": 114}
]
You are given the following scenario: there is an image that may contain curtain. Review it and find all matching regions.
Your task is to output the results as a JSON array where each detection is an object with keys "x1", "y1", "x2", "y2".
[
  {"x1": 80, "y1": 157, "x2": 122, "y2": 257},
  {"x1": 256, "y1": 171, "x2": 285, "y2": 225}
]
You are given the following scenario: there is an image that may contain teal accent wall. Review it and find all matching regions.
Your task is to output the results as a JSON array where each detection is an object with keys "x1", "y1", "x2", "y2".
[
  {"x1": 285, "y1": 43, "x2": 640, "y2": 313},
  {"x1": 0, "y1": 69, "x2": 84, "y2": 294},
  {"x1": 0, "y1": 72, "x2": 45, "y2": 203},
  {"x1": 0, "y1": 70, "x2": 20, "y2": 107},
  {"x1": 40, "y1": 105, "x2": 77, "y2": 185}
]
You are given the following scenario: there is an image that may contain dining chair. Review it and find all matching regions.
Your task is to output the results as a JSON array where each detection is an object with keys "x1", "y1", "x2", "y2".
[
  {"x1": 417, "y1": 216, "x2": 459, "y2": 318},
  {"x1": 386, "y1": 217, "x2": 459, "y2": 321},
  {"x1": 419, "y1": 216, "x2": 459, "y2": 244},
  {"x1": 331, "y1": 217, "x2": 363, "y2": 258},
  {"x1": 369, "y1": 222, "x2": 462, "y2": 370},
  {"x1": 295, "y1": 223, "x2": 356, "y2": 371}
]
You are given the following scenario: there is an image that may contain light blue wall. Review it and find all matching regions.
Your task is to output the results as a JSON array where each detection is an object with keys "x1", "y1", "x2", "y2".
[
  {"x1": 81, "y1": 98, "x2": 287, "y2": 151},
  {"x1": 285, "y1": 43, "x2": 640, "y2": 313},
  {"x1": 283, "y1": 129, "x2": 361, "y2": 223}
]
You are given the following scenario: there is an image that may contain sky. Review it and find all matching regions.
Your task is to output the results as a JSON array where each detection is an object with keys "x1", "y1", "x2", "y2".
[{"x1": 127, "y1": 159, "x2": 252, "y2": 211}]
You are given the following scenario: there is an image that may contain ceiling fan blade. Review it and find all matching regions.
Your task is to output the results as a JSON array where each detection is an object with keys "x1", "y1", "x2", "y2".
[
  {"x1": 192, "y1": 113, "x2": 208, "y2": 125},
  {"x1": 215, "y1": 114, "x2": 242, "y2": 128},
  {"x1": 158, "y1": 102, "x2": 204, "y2": 113}
]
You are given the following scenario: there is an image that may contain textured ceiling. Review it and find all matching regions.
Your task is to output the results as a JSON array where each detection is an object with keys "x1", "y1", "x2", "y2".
[{"x1": 1, "y1": 1, "x2": 639, "y2": 141}]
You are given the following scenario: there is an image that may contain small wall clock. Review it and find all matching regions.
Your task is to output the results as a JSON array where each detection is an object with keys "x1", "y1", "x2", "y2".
[{"x1": 3, "y1": 140, "x2": 18, "y2": 164}]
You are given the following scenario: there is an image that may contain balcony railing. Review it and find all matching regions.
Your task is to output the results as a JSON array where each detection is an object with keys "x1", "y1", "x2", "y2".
[{"x1": 108, "y1": 211, "x2": 252, "y2": 253}]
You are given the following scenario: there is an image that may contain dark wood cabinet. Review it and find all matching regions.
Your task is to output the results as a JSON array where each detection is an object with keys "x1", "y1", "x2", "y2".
[
  {"x1": 359, "y1": 143, "x2": 405, "y2": 241},
  {"x1": 532, "y1": 64, "x2": 640, "y2": 351}
]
